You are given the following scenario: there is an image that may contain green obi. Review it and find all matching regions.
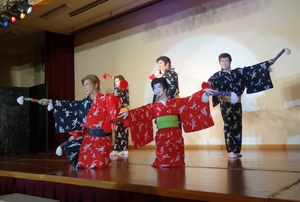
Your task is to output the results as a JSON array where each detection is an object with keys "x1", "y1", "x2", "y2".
[{"x1": 156, "y1": 115, "x2": 178, "y2": 129}]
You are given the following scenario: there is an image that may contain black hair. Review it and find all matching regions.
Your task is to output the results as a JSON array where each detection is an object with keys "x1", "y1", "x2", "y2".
[
  {"x1": 151, "y1": 77, "x2": 169, "y2": 91},
  {"x1": 156, "y1": 56, "x2": 171, "y2": 67},
  {"x1": 218, "y1": 53, "x2": 232, "y2": 63},
  {"x1": 114, "y1": 75, "x2": 125, "y2": 81}
]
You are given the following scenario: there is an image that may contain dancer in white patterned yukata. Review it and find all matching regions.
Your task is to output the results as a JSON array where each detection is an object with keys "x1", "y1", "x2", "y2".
[
  {"x1": 207, "y1": 53, "x2": 275, "y2": 158},
  {"x1": 110, "y1": 75, "x2": 130, "y2": 156}
]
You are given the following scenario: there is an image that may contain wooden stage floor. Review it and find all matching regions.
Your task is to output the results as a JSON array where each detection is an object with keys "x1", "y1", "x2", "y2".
[{"x1": 0, "y1": 148, "x2": 299, "y2": 202}]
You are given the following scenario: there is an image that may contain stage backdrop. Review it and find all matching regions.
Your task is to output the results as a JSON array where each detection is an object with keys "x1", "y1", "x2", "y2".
[
  {"x1": 74, "y1": 0, "x2": 300, "y2": 146},
  {"x1": 0, "y1": 84, "x2": 48, "y2": 154}
]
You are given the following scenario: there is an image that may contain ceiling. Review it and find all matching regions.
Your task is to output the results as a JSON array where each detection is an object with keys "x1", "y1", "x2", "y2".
[{"x1": 0, "y1": 0, "x2": 163, "y2": 56}]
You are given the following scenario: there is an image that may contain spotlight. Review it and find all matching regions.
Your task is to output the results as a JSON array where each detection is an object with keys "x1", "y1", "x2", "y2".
[
  {"x1": 2, "y1": 11, "x2": 18, "y2": 23},
  {"x1": 19, "y1": 0, "x2": 33, "y2": 15},
  {"x1": 0, "y1": 0, "x2": 33, "y2": 28},
  {"x1": 0, "y1": 16, "x2": 10, "y2": 28},
  {"x1": 9, "y1": 1, "x2": 27, "y2": 20}
]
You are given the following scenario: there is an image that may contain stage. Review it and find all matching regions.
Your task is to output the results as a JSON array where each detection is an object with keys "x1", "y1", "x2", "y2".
[{"x1": 0, "y1": 148, "x2": 299, "y2": 202}]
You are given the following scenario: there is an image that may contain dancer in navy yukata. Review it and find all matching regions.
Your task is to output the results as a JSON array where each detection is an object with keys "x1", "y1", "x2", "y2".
[{"x1": 207, "y1": 53, "x2": 275, "y2": 158}]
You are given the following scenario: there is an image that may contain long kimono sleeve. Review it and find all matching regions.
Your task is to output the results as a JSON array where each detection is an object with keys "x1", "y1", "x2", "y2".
[
  {"x1": 178, "y1": 90, "x2": 214, "y2": 133},
  {"x1": 105, "y1": 94, "x2": 121, "y2": 130},
  {"x1": 208, "y1": 72, "x2": 221, "y2": 107},
  {"x1": 242, "y1": 61, "x2": 273, "y2": 94},
  {"x1": 125, "y1": 104, "x2": 155, "y2": 149},
  {"x1": 52, "y1": 98, "x2": 92, "y2": 133}
]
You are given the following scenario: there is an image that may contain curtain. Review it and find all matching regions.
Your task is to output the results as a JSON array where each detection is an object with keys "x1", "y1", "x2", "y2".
[{"x1": 44, "y1": 31, "x2": 74, "y2": 151}]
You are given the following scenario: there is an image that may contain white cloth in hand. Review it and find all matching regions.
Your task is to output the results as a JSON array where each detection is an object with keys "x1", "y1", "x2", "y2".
[
  {"x1": 268, "y1": 66, "x2": 272, "y2": 72},
  {"x1": 55, "y1": 146, "x2": 63, "y2": 156},
  {"x1": 47, "y1": 102, "x2": 53, "y2": 111},
  {"x1": 201, "y1": 93, "x2": 209, "y2": 103},
  {"x1": 230, "y1": 92, "x2": 239, "y2": 104},
  {"x1": 154, "y1": 70, "x2": 162, "y2": 78}
]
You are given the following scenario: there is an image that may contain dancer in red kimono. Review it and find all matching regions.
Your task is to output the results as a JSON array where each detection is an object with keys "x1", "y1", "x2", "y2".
[
  {"x1": 42, "y1": 74, "x2": 122, "y2": 169},
  {"x1": 119, "y1": 77, "x2": 217, "y2": 167}
]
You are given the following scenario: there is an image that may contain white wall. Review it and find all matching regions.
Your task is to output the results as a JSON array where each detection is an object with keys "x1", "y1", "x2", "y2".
[{"x1": 74, "y1": 0, "x2": 300, "y2": 146}]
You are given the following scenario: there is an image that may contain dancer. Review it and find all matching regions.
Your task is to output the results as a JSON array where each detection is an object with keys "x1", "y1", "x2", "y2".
[
  {"x1": 207, "y1": 53, "x2": 275, "y2": 158},
  {"x1": 110, "y1": 75, "x2": 130, "y2": 156},
  {"x1": 149, "y1": 56, "x2": 180, "y2": 100},
  {"x1": 149, "y1": 56, "x2": 182, "y2": 128},
  {"x1": 119, "y1": 77, "x2": 216, "y2": 167},
  {"x1": 41, "y1": 74, "x2": 122, "y2": 169},
  {"x1": 54, "y1": 78, "x2": 96, "y2": 156}
]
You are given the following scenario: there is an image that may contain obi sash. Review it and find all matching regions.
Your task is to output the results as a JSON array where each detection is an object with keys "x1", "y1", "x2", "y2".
[
  {"x1": 156, "y1": 115, "x2": 178, "y2": 130},
  {"x1": 88, "y1": 128, "x2": 111, "y2": 137},
  {"x1": 119, "y1": 106, "x2": 130, "y2": 114},
  {"x1": 220, "y1": 95, "x2": 241, "y2": 103}
]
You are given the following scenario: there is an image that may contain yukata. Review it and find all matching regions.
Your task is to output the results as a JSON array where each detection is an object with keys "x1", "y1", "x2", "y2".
[
  {"x1": 52, "y1": 96, "x2": 92, "y2": 168},
  {"x1": 52, "y1": 93, "x2": 121, "y2": 169},
  {"x1": 163, "y1": 67, "x2": 180, "y2": 99},
  {"x1": 113, "y1": 87, "x2": 130, "y2": 152},
  {"x1": 208, "y1": 61, "x2": 273, "y2": 154},
  {"x1": 125, "y1": 89, "x2": 214, "y2": 167}
]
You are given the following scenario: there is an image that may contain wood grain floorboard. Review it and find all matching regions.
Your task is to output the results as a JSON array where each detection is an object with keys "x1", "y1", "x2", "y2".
[{"x1": 0, "y1": 149, "x2": 299, "y2": 202}]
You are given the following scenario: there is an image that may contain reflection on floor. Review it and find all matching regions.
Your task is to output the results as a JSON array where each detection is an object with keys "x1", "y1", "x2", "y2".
[{"x1": 0, "y1": 148, "x2": 299, "y2": 202}]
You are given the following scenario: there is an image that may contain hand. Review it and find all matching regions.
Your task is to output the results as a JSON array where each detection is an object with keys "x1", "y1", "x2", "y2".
[
  {"x1": 154, "y1": 70, "x2": 161, "y2": 78},
  {"x1": 38, "y1": 98, "x2": 51, "y2": 105},
  {"x1": 268, "y1": 59, "x2": 275, "y2": 65},
  {"x1": 204, "y1": 88, "x2": 218, "y2": 96}
]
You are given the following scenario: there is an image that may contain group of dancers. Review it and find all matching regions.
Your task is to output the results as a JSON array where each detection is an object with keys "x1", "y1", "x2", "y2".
[{"x1": 41, "y1": 53, "x2": 276, "y2": 169}]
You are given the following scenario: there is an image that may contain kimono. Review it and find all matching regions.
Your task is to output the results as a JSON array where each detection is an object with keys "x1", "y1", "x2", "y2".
[
  {"x1": 149, "y1": 67, "x2": 179, "y2": 99},
  {"x1": 52, "y1": 96, "x2": 92, "y2": 168},
  {"x1": 113, "y1": 88, "x2": 130, "y2": 152},
  {"x1": 163, "y1": 67, "x2": 180, "y2": 99},
  {"x1": 208, "y1": 61, "x2": 273, "y2": 154},
  {"x1": 53, "y1": 96, "x2": 92, "y2": 133},
  {"x1": 52, "y1": 93, "x2": 121, "y2": 169},
  {"x1": 125, "y1": 89, "x2": 214, "y2": 167}
]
